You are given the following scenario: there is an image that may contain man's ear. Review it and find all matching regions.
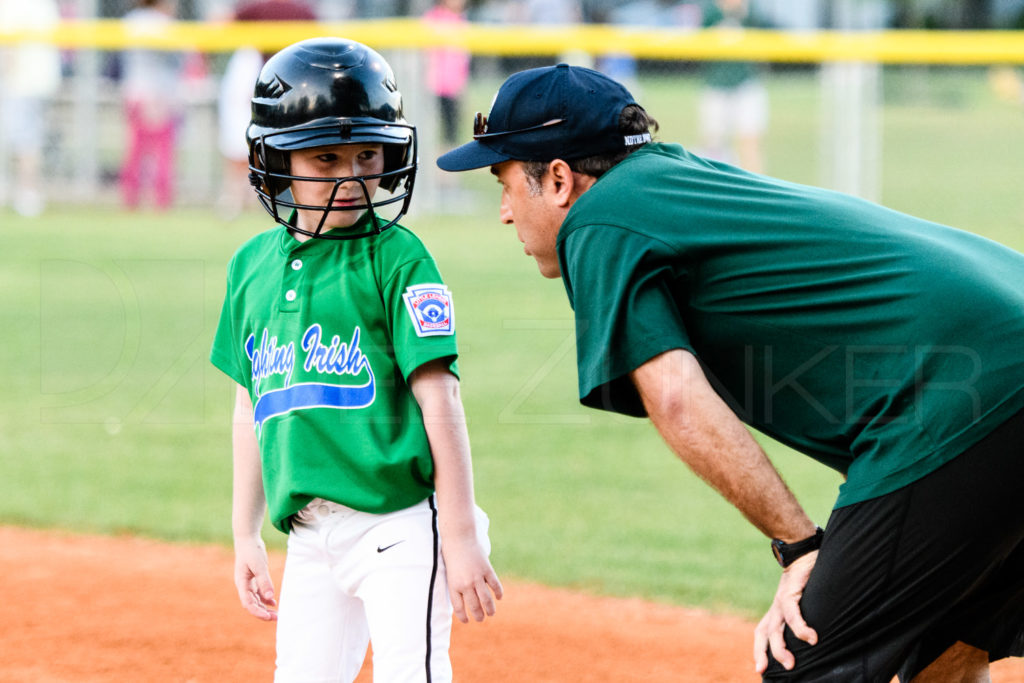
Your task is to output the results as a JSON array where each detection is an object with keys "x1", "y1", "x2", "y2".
[
  {"x1": 546, "y1": 159, "x2": 576, "y2": 208},
  {"x1": 546, "y1": 159, "x2": 597, "y2": 207}
]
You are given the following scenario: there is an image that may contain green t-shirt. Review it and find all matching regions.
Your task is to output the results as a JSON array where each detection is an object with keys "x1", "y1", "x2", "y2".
[
  {"x1": 211, "y1": 215, "x2": 459, "y2": 531},
  {"x1": 557, "y1": 143, "x2": 1024, "y2": 508}
]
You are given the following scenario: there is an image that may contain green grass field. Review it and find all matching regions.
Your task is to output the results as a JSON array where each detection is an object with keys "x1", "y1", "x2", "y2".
[{"x1": 1, "y1": 68, "x2": 1022, "y2": 619}]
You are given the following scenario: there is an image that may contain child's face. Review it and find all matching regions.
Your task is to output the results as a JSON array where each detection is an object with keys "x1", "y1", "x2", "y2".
[{"x1": 289, "y1": 143, "x2": 386, "y2": 233}]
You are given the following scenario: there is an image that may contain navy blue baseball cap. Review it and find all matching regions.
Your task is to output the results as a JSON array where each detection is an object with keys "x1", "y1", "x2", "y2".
[{"x1": 436, "y1": 63, "x2": 648, "y2": 172}]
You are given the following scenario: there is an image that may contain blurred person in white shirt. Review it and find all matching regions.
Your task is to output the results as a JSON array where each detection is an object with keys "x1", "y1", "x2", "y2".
[{"x1": 0, "y1": 0, "x2": 62, "y2": 217}]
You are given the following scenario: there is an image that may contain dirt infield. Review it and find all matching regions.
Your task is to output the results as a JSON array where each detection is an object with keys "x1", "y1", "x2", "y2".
[{"x1": 3, "y1": 526, "x2": 1022, "y2": 682}]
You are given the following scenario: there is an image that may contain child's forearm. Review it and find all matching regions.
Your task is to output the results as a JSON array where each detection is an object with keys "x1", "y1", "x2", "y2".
[
  {"x1": 231, "y1": 383, "x2": 266, "y2": 541},
  {"x1": 411, "y1": 360, "x2": 503, "y2": 623},
  {"x1": 409, "y1": 362, "x2": 479, "y2": 540},
  {"x1": 430, "y1": 416, "x2": 479, "y2": 542}
]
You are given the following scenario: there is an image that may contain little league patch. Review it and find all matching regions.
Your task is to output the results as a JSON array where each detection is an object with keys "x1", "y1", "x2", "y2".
[{"x1": 403, "y1": 284, "x2": 454, "y2": 336}]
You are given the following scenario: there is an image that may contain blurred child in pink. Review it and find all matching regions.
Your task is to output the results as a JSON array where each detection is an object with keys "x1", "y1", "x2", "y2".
[
  {"x1": 119, "y1": 0, "x2": 184, "y2": 210},
  {"x1": 424, "y1": 0, "x2": 470, "y2": 151}
]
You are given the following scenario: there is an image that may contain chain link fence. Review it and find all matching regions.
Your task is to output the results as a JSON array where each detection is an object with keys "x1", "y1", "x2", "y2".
[{"x1": 2, "y1": 0, "x2": 1024, "y2": 216}]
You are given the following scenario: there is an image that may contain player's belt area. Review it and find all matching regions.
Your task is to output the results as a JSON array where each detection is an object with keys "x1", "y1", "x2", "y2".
[{"x1": 293, "y1": 497, "x2": 357, "y2": 524}]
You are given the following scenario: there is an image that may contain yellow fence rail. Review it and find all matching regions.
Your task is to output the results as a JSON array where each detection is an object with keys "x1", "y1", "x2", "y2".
[{"x1": 0, "y1": 19, "x2": 1023, "y2": 64}]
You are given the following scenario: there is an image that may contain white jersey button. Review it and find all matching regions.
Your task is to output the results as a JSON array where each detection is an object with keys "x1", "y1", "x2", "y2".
[
  {"x1": 285, "y1": 289, "x2": 297, "y2": 302},
  {"x1": 291, "y1": 259, "x2": 303, "y2": 270}
]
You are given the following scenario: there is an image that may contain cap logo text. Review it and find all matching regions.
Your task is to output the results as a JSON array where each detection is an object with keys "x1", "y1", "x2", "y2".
[{"x1": 624, "y1": 133, "x2": 653, "y2": 146}]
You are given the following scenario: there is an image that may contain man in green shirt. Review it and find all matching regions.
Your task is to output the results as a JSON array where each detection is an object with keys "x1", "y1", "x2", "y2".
[{"x1": 437, "y1": 64, "x2": 1024, "y2": 681}]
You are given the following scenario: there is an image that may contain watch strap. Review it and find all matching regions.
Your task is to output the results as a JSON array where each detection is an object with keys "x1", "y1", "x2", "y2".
[{"x1": 771, "y1": 526, "x2": 824, "y2": 568}]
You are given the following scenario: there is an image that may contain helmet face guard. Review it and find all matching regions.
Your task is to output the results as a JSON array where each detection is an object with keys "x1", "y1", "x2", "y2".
[
  {"x1": 246, "y1": 38, "x2": 418, "y2": 240},
  {"x1": 248, "y1": 120, "x2": 418, "y2": 240}
]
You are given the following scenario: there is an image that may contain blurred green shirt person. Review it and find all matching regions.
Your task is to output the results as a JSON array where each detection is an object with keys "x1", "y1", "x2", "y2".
[{"x1": 698, "y1": 0, "x2": 769, "y2": 171}]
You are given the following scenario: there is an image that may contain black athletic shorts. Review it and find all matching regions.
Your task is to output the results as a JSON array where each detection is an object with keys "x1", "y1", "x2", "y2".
[{"x1": 762, "y1": 408, "x2": 1024, "y2": 682}]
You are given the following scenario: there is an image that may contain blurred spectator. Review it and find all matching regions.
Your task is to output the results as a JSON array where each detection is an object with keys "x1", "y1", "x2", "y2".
[
  {"x1": 424, "y1": 0, "x2": 470, "y2": 152},
  {"x1": 593, "y1": 2, "x2": 643, "y2": 92},
  {"x1": 522, "y1": 0, "x2": 580, "y2": 24},
  {"x1": 526, "y1": 0, "x2": 583, "y2": 65},
  {"x1": 231, "y1": 0, "x2": 316, "y2": 54},
  {"x1": 596, "y1": 1, "x2": 701, "y2": 96},
  {"x1": 697, "y1": 0, "x2": 769, "y2": 173},
  {"x1": 216, "y1": 0, "x2": 316, "y2": 219},
  {"x1": 355, "y1": 0, "x2": 399, "y2": 18},
  {"x1": 119, "y1": 0, "x2": 185, "y2": 211},
  {"x1": 487, "y1": 0, "x2": 583, "y2": 67},
  {"x1": 0, "y1": 0, "x2": 62, "y2": 217}
]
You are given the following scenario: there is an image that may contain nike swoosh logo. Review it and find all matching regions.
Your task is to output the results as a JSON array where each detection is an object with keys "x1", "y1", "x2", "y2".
[{"x1": 377, "y1": 541, "x2": 405, "y2": 553}]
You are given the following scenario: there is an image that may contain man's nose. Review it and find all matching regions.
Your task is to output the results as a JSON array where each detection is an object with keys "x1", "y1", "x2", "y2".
[{"x1": 499, "y1": 197, "x2": 513, "y2": 225}]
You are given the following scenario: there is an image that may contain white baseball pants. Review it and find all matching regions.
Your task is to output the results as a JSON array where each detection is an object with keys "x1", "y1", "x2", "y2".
[{"x1": 274, "y1": 496, "x2": 489, "y2": 683}]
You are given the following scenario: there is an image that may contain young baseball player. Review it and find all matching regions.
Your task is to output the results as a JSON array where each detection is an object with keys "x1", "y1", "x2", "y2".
[{"x1": 210, "y1": 37, "x2": 502, "y2": 682}]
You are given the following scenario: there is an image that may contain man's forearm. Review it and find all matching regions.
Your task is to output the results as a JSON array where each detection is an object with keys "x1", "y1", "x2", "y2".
[{"x1": 632, "y1": 349, "x2": 816, "y2": 542}]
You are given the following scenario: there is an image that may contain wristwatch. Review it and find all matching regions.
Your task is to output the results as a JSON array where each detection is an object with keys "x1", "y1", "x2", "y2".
[{"x1": 771, "y1": 527, "x2": 824, "y2": 568}]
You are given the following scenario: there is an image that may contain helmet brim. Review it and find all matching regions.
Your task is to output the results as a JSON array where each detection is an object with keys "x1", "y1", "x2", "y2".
[{"x1": 249, "y1": 118, "x2": 413, "y2": 151}]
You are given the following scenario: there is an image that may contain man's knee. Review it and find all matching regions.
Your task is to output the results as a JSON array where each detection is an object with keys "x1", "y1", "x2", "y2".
[{"x1": 909, "y1": 642, "x2": 990, "y2": 683}]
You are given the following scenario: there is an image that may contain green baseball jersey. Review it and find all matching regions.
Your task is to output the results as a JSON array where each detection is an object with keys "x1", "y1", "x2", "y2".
[
  {"x1": 557, "y1": 143, "x2": 1024, "y2": 508},
  {"x1": 211, "y1": 214, "x2": 459, "y2": 531}
]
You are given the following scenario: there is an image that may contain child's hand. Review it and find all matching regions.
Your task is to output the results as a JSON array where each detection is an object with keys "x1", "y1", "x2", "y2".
[
  {"x1": 442, "y1": 535, "x2": 503, "y2": 624},
  {"x1": 234, "y1": 537, "x2": 278, "y2": 621}
]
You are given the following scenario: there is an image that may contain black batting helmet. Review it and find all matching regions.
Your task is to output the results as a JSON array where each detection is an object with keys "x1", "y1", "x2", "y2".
[{"x1": 246, "y1": 37, "x2": 417, "y2": 239}]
